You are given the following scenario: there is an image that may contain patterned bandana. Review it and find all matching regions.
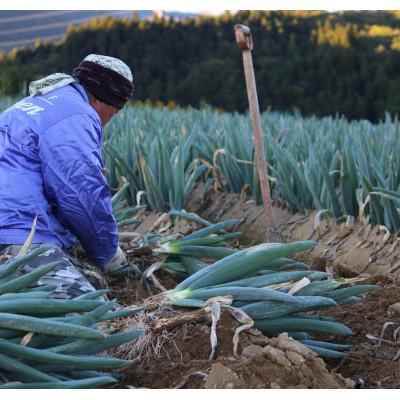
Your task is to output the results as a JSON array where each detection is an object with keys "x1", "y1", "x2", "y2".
[{"x1": 29, "y1": 73, "x2": 76, "y2": 96}]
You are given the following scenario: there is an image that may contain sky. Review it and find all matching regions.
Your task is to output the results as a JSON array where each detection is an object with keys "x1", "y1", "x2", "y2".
[{"x1": 3, "y1": 0, "x2": 400, "y2": 11}]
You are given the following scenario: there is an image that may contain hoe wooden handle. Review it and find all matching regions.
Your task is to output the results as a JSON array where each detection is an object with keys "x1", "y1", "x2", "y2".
[{"x1": 234, "y1": 23, "x2": 279, "y2": 241}]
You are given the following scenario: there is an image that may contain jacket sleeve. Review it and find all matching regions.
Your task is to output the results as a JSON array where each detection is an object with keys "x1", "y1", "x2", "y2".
[{"x1": 38, "y1": 113, "x2": 118, "y2": 267}]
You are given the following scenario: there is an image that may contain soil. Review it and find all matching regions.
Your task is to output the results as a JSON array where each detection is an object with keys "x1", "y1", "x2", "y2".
[
  {"x1": 323, "y1": 275, "x2": 400, "y2": 389},
  {"x1": 103, "y1": 187, "x2": 400, "y2": 389}
]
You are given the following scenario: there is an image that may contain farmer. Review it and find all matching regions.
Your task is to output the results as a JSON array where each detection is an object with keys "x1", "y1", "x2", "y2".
[{"x1": 0, "y1": 54, "x2": 134, "y2": 299}]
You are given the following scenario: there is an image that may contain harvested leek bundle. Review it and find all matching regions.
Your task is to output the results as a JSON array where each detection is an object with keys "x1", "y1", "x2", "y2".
[
  {"x1": 108, "y1": 208, "x2": 377, "y2": 359},
  {"x1": 152, "y1": 238, "x2": 378, "y2": 358},
  {"x1": 0, "y1": 247, "x2": 143, "y2": 389}
]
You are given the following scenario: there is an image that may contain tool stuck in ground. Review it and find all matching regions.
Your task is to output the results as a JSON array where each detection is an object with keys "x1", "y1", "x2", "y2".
[{"x1": 234, "y1": 24, "x2": 282, "y2": 243}]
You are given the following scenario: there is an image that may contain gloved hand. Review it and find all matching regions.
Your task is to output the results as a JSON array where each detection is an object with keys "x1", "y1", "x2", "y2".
[{"x1": 104, "y1": 246, "x2": 127, "y2": 273}]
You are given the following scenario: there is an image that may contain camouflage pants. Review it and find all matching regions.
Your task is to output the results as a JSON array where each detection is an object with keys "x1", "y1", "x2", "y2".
[{"x1": 0, "y1": 244, "x2": 104, "y2": 300}]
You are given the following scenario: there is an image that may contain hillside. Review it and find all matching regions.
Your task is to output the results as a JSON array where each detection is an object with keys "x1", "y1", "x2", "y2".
[
  {"x1": 1, "y1": 10, "x2": 400, "y2": 122},
  {"x1": 0, "y1": 10, "x2": 195, "y2": 53}
]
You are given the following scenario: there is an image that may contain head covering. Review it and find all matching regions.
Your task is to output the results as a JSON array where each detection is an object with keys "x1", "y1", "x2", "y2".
[
  {"x1": 72, "y1": 54, "x2": 134, "y2": 109},
  {"x1": 81, "y1": 54, "x2": 133, "y2": 82},
  {"x1": 29, "y1": 54, "x2": 134, "y2": 109}
]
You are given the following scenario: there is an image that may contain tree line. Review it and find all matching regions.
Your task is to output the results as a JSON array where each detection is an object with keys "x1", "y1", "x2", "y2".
[{"x1": 1, "y1": 10, "x2": 400, "y2": 122}]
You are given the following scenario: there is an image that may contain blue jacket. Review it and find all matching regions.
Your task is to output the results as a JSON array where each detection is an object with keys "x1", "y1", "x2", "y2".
[{"x1": 0, "y1": 83, "x2": 118, "y2": 267}]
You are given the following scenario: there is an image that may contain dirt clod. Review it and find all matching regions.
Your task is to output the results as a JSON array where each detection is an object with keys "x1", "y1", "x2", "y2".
[
  {"x1": 204, "y1": 333, "x2": 354, "y2": 389},
  {"x1": 388, "y1": 302, "x2": 400, "y2": 317},
  {"x1": 205, "y1": 363, "x2": 242, "y2": 389},
  {"x1": 241, "y1": 344, "x2": 265, "y2": 358}
]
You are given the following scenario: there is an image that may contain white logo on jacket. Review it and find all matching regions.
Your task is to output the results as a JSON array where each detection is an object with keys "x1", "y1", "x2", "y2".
[{"x1": 13, "y1": 101, "x2": 45, "y2": 115}]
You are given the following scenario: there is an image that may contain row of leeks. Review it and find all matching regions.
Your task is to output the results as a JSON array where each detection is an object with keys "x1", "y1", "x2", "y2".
[
  {"x1": 104, "y1": 110, "x2": 208, "y2": 212},
  {"x1": 0, "y1": 247, "x2": 144, "y2": 389},
  {"x1": 149, "y1": 215, "x2": 378, "y2": 359},
  {"x1": 104, "y1": 106, "x2": 400, "y2": 232}
]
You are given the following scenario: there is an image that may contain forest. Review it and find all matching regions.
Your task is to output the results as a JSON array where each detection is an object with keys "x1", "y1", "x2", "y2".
[{"x1": 1, "y1": 10, "x2": 400, "y2": 122}]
